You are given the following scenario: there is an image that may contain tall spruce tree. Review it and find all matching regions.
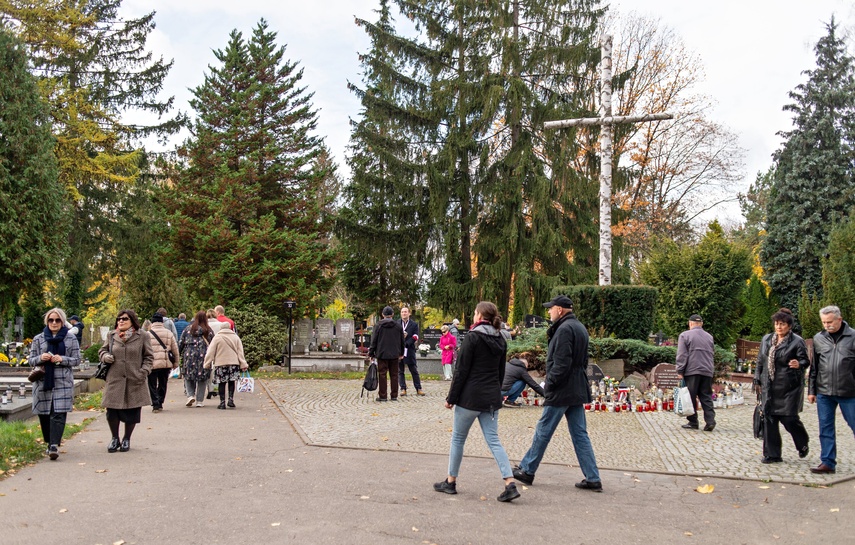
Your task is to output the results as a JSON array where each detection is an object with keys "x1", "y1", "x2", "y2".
[
  {"x1": 168, "y1": 20, "x2": 335, "y2": 318},
  {"x1": 0, "y1": 0, "x2": 184, "y2": 316},
  {"x1": 761, "y1": 19, "x2": 855, "y2": 311},
  {"x1": 0, "y1": 28, "x2": 68, "y2": 311},
  {"x1": 336, "y1": 0, "x2": 432, "y2": 312}
]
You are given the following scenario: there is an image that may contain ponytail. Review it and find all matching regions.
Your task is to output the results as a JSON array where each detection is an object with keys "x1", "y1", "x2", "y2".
[{"x1": 475, "y1": 301, "x2": 503, "y2": 330}]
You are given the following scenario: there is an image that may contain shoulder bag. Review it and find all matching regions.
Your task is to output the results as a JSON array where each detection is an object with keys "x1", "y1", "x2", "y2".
[{"x1": 150, "y1": 330, "x2": 176, "y2": 364}]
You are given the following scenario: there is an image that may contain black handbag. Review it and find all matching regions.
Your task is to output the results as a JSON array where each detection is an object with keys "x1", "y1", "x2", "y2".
[
  {"x1": 95, "y1": 337, "x2": 114, "y2": 381},
  {"x1": 753, "y1": 403, "x2": 764, "y2": 439}
]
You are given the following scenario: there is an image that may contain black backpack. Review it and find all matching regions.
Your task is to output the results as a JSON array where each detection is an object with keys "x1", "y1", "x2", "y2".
[{"x1": 361, "y1": 360, "x2": 378, "y2": 397}]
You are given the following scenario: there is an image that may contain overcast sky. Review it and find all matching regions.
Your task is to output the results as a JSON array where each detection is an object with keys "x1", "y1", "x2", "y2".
[{"x1": 122, "y1": 0, "x2": 854, "y2": 225}]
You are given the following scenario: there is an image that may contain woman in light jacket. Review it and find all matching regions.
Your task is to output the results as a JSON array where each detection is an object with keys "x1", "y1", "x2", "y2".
[
  {"x1": 434, "y1": 302, "x2": 519, "y2": 502},
  {"x1": 204, "y1": 322, "x2": 248, "y2": 409},
  {"x1": 147, "y1": 313, "x2": 179, "y2": 412},
  {"x1": 439, "y1": 325, "x2": 457, "y2": 380},
  {"x1": 99, "y1": 310, "x2": 153, "y2": 452},
  {"x1": 28, "y1": 308, "x2": 81, "y2": 460},
  {"x1": 754, "y1": 308, "x2": 810, "y2": 463}
]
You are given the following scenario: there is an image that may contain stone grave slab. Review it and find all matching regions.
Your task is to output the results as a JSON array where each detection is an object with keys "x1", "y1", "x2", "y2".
[
  {"x1": 421, "y1": 327, "x2": 442, "y2": 351},
  {"x1": 295, "y1": 319, "x2": 313, "y2": 353},
  {"x1": 316, "y1": 318, "x2": 334, "y2": 348},
  {"x1": 651, "y1": 363, "x2": 681, "y2": 389},
  {"x1": 585, "y1": 363, "x2": 605, "y2": 383},
  {"x1": 335, "y1": 319, "x2": 355, "y2": 353}
]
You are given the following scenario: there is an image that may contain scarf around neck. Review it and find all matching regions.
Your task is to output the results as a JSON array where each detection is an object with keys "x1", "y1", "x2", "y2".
[{"x1": 42, "y1": 326, "x2": 68, "y2": 391}]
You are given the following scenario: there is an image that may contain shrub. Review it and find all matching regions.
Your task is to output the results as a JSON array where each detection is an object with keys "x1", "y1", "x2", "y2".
[
  {"x1": 551, "y1": 285, "x2": 657, "y2": 340},
  {"x1": 83, "y1": 343, "x2": 102, "y2": 363},
  {"x1": 229, "y1": 304, "x2": 288, "y2": 369}
]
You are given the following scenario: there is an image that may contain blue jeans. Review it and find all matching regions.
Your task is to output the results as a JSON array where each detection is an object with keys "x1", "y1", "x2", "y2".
[
  {"x1": 518, "y1": 405, "x2": 601, "y2": 483},
  {"x1": 816, "y1": 393, "x2": 855, "y2": 469},
  {"x1": 501, "y1": 380, "x2": 525, "y2": 403},
  {"x1": 448, "y1": 406, "x2": 513, "y2": 479}
]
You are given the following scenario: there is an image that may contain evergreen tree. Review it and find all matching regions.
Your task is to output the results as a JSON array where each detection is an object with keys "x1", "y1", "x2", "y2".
[
  {"x1": 761, "y1": 19, "x2": 855, "y2": 311},
  {"x1": 0, "y1": 28, "x2": 68, "y2": 312},
  {"x1": 639, "y1": 221, "x2": 751, "y2": 346},
  {"x1": 168, "y1": 20, "x2": 335, "y2": 318},
  {"x1": 822, "y1": 214, "x2": 855, "y2": 320},
  {"x1": 738, "y1": 273, "x2": 778, "y2": 340}
]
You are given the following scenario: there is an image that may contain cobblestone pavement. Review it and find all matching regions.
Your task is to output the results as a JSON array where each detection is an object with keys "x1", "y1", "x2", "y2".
[{"x1": 263, "y1": 379, "x2": 855, "y2": 485}]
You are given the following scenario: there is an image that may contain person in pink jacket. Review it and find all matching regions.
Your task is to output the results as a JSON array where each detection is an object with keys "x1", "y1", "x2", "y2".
[{"x1": 440, "y1": 325, "x2": 458, "y2": 380}]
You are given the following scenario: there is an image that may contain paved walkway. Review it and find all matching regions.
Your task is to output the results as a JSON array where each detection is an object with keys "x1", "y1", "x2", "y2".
[
  {"x1": 266, "y1": 379, "x2": 855, "y2": 485},
  {"x1": 1, "y1": 378, "x2": 854, "y2": 544}
]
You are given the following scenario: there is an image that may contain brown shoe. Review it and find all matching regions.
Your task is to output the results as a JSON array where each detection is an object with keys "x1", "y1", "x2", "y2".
[
  {"x1": 810, "y1": 463, "x2": 836, "y2": 474},
  {"x1": 400, "y1": 390, "x2": 407, "y2": 396},
  {"x1": 417, "y1": 389, "x2": 426, "y2": 396}
]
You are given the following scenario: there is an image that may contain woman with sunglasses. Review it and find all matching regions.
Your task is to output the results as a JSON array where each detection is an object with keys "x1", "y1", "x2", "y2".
[
  {"x1": 99, "y1": 310, "x2": 154, "y2": 452},
  {"x1": 27, "y1": 308, "x2": 81, "y2": 460}
]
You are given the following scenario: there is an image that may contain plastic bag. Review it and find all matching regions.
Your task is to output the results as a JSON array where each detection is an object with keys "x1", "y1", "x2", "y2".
[
  {"x1": 674, "y1": 383, "x2": 695, "y2": 417},
  {"x1": 237, "y1": 371, "x2": 254, "y2": 393},
  {"x1": 169, "y1": 367, "x2": 180, "y2": 379}
]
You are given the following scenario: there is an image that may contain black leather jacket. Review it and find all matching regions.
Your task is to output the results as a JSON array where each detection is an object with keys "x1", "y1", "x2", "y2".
[
  {"x1": 810, "y1": 322, "x2": 855, "y2": 397},
  {"x1": 754, "y1": 332, "x2": 809, "y2": 415}
]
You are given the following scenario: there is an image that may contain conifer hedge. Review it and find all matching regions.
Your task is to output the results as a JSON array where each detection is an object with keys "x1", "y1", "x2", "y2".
[{"x1": 550, "y1": 285, "x2": 657, "y2": 341}]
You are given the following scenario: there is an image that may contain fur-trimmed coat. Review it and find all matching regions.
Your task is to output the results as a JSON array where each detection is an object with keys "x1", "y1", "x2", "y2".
[{"x1": 99, "y1": 330, "x2": 154, "y2": 409}]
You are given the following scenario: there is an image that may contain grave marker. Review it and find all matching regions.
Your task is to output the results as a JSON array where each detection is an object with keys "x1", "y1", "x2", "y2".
[{"x1": 650, "y1": 363, "x2": 681, "y2": 389}]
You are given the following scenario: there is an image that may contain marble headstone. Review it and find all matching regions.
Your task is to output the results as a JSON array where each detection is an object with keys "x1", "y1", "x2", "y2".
[
  {"x1": 316, "y1": 318, "x2": 334, "y2": 347},
  {"x1": 295, "y1": 319, "x2": 313, "y2": 353},
  {"x1": 650, "y1": 363, "x2": 681, "y2": 389},
  {"x1": 335, "y1": 319, "x2": 355, "y2": 352}
]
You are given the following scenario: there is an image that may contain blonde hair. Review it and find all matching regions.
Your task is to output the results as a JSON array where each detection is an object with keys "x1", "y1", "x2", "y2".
[
  {"x1": 206, "y1": 309, "x2": 217, "y2": 319},
  {"x1": 44, "y1": 308, "x2": 68, "y2": 325},
  {"x1": 441, "y1": 325, "x2": 449, "y2": 333}
]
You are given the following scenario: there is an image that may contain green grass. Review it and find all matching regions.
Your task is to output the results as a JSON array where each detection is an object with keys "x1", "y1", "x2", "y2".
[
  {"x1": 0, "y1": 391, "x2": 102, "y2": 477},
  {"x1": 254, "y1": 370, "x2": 443, "y2": 381}
]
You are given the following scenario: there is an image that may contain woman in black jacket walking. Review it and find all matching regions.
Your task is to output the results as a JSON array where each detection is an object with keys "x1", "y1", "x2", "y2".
[
  {"x1": 754, "y1": 308, "x2": 810, "y2": 463},
  {"x1": 433, "y1": 301, "x2": 519, "y2": 502}
]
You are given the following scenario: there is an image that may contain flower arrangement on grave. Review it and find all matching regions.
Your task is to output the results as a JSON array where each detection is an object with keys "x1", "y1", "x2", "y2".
[
  {"x1": 418, "y1": 343, "x2": 430, "y2": 356},
  {"x1": 319, "y1": 341, "x2": 331, "y2": 352},
  {"x1": 0, "y1": 352, "x2": 9, "y2": 363}
]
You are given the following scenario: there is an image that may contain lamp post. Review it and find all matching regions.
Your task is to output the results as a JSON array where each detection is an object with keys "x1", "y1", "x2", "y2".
[{"x1": 284, "y1": 301, "x2": 296, "y2": 374}]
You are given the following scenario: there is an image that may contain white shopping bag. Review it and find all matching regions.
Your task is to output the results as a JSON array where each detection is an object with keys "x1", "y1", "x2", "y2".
[
  {"x1": 674, "y1": 383, "x2": 695, "y2": 417},
  {"x1": 237, "y1": 371, "x2": 254, "y2": 393}
]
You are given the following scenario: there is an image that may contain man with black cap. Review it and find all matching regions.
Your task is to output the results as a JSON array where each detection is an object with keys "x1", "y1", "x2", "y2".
[
  {"x1": 676, "y1": 314, "x2": 716, "y2": 431},
  {"x1": 512, "y1": 295, "x2": 603, "y2": 492},
  {"x1": 369, "y1": 306, "x2": 405, "y2": 401},
  {"x1": 69, "y1": 315, "x2": 84, "y2": 345}
]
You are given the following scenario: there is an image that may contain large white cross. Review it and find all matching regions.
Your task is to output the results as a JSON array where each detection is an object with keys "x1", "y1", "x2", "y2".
[{"x1": 544, "y1": 35, "x2": 673, "y2": 285}]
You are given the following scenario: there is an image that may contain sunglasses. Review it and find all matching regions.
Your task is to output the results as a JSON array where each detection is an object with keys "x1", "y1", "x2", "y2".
[
  {"x1": 117, "y1": 316, "x2": 130, "y2": 322},
  {"x1": 47, "y1": 318, "x2": 63, "y2": 324}
]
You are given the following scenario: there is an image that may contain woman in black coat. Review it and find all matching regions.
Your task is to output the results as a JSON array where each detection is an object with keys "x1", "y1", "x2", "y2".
[
  {"x1": 433, "y1": 301, "x2": 520, "y2": 502},
  {"x1": 754, "y1": 308, "x2": 810, "y2": 463}
]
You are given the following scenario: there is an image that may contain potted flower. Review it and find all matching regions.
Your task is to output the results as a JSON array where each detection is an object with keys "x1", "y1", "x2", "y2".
[
  {"x1": 418, "y1": 343, "x2": 430, "y2": 357},
  {"x1": 319, "y1": 341, "x2": 331, "y2": 352}
]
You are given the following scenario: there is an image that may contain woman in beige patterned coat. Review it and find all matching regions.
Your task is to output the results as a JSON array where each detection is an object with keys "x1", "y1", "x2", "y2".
[{"x1": 99, "y1": 309, "x2": 154, "y2": 453}]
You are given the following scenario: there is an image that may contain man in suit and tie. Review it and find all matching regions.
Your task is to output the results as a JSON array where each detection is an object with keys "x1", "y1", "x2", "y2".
[{"x1": 398, "y1": 306, "x2": 424, "y2": 396}]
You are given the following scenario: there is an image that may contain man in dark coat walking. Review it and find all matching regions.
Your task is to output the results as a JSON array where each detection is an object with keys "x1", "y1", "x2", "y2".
[
  {"x1": 397, "y1": 306, "x2": 424, "y2": 396},
  {"x1": 369, "y1": 306, "x2": 405, "y2": 401},
  {"x1": 512, "y1": 295, "x2": 602, "y2": 492},
  {"x1": 676, "y1": 314, "x2": 716, "y2": 431}
]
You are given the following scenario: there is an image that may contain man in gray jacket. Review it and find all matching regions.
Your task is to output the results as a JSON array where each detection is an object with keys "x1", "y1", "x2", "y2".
[
  {"x1": 808, "y1": 305, "x2": 855, "y2": 474},
  {"x1": 675, "y1": 314, "x2": 716, "y2": 431}
]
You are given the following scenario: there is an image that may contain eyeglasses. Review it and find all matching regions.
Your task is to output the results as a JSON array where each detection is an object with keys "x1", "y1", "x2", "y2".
[
  {"x1": 47, "y1": 318, "x2": 63, "y2": 324},
  {"x1": 117, "y1": 316, "x2": 130, "y2": 322}
]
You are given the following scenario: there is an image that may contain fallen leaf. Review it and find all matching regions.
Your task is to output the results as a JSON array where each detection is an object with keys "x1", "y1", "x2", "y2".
[
  {"x1": 758, "y1": 486, "x2": 770, "y2": 489},
  {"x1": 285, "y1": 469, "x2": 293, "y2": 473},
  {"x1": 624, "y1": 473, "x2": 632, "y2": 476},
  {"x1": 78, "y1": 463, "x2": 86, "y2": 466},
  {"x1": 381, "y1": 437, "x2": 389, "y2": 441},
  {"x1": 113, "y1": 541, "x2": 126, "y2": 545},
  {"x1": 773, "y1": 536, "x2": 780, "y2": 540},
  {"x1": 271, "y1": 522, "x2": 281, "y2": 527},
  {"x1": 696, "y1": 484, "x2": 714, "y2": 494},
  {"x1": 234, "y1": 457, "x2": 242, "y2": 461},
  {"x1": 695, "y1": 478, "x2": 703, "y2": 481},
  {"x1": 360, "y1": 496, "x2": 370, "y2": 499},
  {"x1": 684, "y1": 532, "x2": 693, "y2": 536},
  {"x1": 0, "y1": 493, "x2": 5, "y2": 496},
  {"x1": 412, "y1": 527, "x2": 419, "y2": 532},
  {"x1": 95, "y1": 469, "x2": 108, "y2": 473},
  {"x1": 830, "y1": 508, "x2": 840, "y2": 512},
  {"x1": 479, "y1": 496, "x2": 487, "y2": 501},
  {"x1": 371, "y1": 412, "x2": 380, "y2": 417},
  {"x1": 59, "y1": 509, "x2": 68, "y2": 513}
]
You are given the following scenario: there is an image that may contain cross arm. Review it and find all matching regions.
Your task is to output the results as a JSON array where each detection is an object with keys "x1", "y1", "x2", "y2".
[{"x1": 544, "y1": 112, "x2": 673, "y2": 130}]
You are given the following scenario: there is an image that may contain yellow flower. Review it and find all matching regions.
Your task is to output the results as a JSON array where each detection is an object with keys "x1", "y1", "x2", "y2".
[{"x1": 0, "y1": 353, "x2": 9, "y2": 363}]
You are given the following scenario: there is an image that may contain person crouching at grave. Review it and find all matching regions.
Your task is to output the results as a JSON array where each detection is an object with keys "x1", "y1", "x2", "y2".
[
  {"x1": 501, "y1": 355, "x2": 544, "y2": 407},
  {"x1": 753, "y1": 308, "x2": 810, "y2": 464},
  {"x1": 368, "y1": 306, "x2": 405, "y2": 401},
  {"x1": 148, "y1": 313, "x2": 180, "y2": 413},
  {"x1": 180, "y1": 311, "x2": 216, "y2": 407},
  {"x1": 434, "y1": 301, "x2": 520, "y2": 502},
  {"x1": 204, "y1": 322, "x2": 248, "y2": 409},
  {"x1": 439, "y1": 325, "x2": 457, "y2": 380},
  {"x1": 27, "y1": 308, "x2": 81, "y2": 460},
  {"x1": 99, "y1": 310, "x2": 154, "y2": 453}
]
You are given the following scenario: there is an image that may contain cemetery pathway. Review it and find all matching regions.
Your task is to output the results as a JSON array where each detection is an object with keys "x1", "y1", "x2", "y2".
[{"x1": 0, "y1": 378, "x2": 852, "y2": 544}]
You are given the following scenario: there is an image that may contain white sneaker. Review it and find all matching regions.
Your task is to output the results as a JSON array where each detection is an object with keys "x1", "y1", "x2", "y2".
[
  {"x1": 186, "y1": 397, "x2": 195, "y2": 407},
  {"x1": 196, "y1": 402, "x2": 204, "y2": 407}
]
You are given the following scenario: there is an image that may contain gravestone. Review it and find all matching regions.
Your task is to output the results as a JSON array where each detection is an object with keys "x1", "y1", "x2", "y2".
[
  {"x1": 294, "y1": 319, "x2": 313, "y2": 353},
  {"x1": 524, "y1": 314, "x2": 549, "y2": 328},
  {"x1": 585, "y1": 363, "x2": 605, "y2": 383},
  {"x1": 622, "y1": 372, "x2": 649, "y2": 392},
  {"x1": 316, "y1": 318, "x2": 334, "y2": 349},
  {"x1": 421, "y1": 327, "x2": 443, "y2": 351},
  {"x1": 650, "y1": 363, "x2": 681, "y2": 389},
  {"x1": 335, "y1": 319, "x2": 355, "y2": 353}
]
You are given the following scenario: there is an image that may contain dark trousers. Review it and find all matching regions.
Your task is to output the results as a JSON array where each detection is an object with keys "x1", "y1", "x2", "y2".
[
  {"x1": 399, "y1": 358, "x2": 422, "y2": 391},
  {"x1": 684, "y1": 374, "x2": 715, "y2": 426},
  {"x1": 377, "y1": 358, "x2": 399, "y2": 400},
  {"x1": 38, "y1": 405, "x2": 67, "y2": 447},
  {"x1": 148, "y1": 368, "x2": 171, "y2": 409},
  {"x1": 763, "y1": 413, "x2": 809, "y2": 459}
]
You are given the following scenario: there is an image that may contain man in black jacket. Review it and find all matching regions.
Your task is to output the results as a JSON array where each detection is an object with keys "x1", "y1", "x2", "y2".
[
  {"x1": 513, "y1": 295, "x2": 602, "y2": 492},
  {"x1": 397, "y1": 306, "x2": 424, "y2": 396},
  {"x1": 808, "y1": 305, "x2": 855, "y2": 474},
  {"x1": 501, "y1": 356, "x2": 544, "y2": 407},
  {"x1": 369, "y1": 306, "x2": 405, "y2": 402}
]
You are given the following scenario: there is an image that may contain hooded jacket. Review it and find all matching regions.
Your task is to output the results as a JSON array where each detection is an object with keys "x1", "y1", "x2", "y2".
[
  {"x1": 501, "y1": 358, "x2": 545, "y2": 396},
  {"x1": 543, "y1": 313, "x2": 591, "y2": 407},
  {"x1": 446, "y1": 323, "x2": 507, "y2": 412},
  {"x1": 369, "y1": 317, "x2": 405, "y2": 360}
]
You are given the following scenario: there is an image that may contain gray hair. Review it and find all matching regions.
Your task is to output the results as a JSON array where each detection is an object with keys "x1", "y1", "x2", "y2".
[
  {"x1": 820, "y1": 305, "x2": 842, "y2": 319},
  {"x1": 43, "y1": 307, "x2": 68, "y2": 326}
]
